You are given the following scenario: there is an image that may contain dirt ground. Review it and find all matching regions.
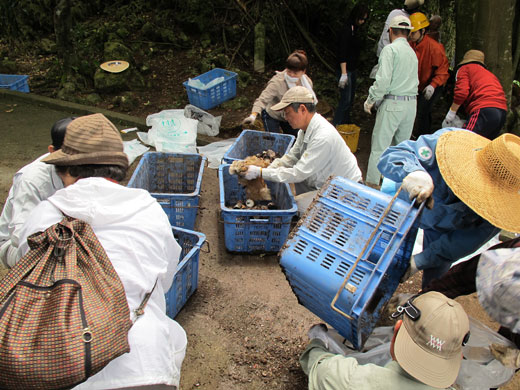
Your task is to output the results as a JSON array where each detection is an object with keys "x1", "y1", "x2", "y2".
[{"x1": 1, "y1": 95, "x2": 519, "y2": 390}]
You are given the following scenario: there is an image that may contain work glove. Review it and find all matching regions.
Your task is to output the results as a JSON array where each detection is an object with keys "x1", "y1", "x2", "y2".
[
  {"x1": 443, "y1": 109, "x2": 457, "y2": 126},
  {"x1": 364, "y1": 99, "x2": 374, "y2": 114},
  {"x1": 400, "y1": 255, "x2": 419, "y2": 283},
  {"x1": 489, "y1": 343, "x2": 520, "y2": 369},
  {"x1": 242, "y1": 114, "x2": 257, "y2": 126},
  {"x1": 244, "y1": 165, "x2": 261, "y2": 180},
  {"x1": 402, "y1": 170, "x2": 435, "y2": 209},
  {"x1": 423, "y1": 85, "x2": 435, "y2": 100},
  {"x1": 307, "y1": 323, "x2": 330, "y2": 348},
  {"x1": 338, "y1": 73, "x2": 349, "y2": 89}
]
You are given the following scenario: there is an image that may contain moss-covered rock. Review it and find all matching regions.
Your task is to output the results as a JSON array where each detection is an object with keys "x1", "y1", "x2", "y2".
[
  {"x1": 94, "y1": 68, "x2": 128, "y2": 93},
  {"x1": 85, "y1": 93, "x2": 102, "y2": 105},
  {"x1": 57, "y1": 81, "x2": 77, "y2": 101},
  {"x1": 39, "y1": 38, "x2": 57, "y2": 54},
  {"x1": 221, "y1": 96, "x2": 249, "y2": 110},
  {"x1": 103, "y1": 41, "x2": 132, "y2": 61}
]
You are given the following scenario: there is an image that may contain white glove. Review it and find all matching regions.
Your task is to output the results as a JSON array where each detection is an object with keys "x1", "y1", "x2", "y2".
[
  {"x1": 244, "y1": 165, "x2": 261, "y2": 180},
  {"x1": 242, "y1": 114, "x2": 257, "y2": 126},
  {"x1": 364, "y1": 99, "x2": 374, "y2": 114},
  {"x1": 400, "y1": 255, "x2": 419, "y2": 282},
  {"x1": 402, "y1": 170, "x2": 434, "y2": 207},
  {"x1": 443, "y1": 109, "x2": 457, "y2": 125},
  {"x1": 307, "y1": 324, "x2": 329, "y2": 348},
  {"x1": 338, "y1": 73, "x2": 349, "y2": 88},
  {"x1": 423, "y1": 85, "x2": 435, "y2": 100}
]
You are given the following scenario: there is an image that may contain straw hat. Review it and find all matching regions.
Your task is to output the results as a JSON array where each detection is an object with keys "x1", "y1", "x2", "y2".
[
  {"x1": 458, "y1": 50, "x2": 485, "y2": 66},
  {"x1": 394, "y1": 292, "x2": 469, "y2": 388},
  {"x1": 436, "y1": 130, "x2": 520, "y2": 233},
  {"x1": 42, "y1": 113, "x2": 128, "y2": 168},
  {"x1": 100, "y1": 60, "x2": 129, "y2": 73}
]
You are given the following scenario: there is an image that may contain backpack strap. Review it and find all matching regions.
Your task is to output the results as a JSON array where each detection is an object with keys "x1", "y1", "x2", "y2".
[{"x1": 132, "y1": 279, "x2": 158, "y2": 323}]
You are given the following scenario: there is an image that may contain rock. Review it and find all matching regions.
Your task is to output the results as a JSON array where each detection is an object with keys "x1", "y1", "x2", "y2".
[
  {"x1": 94, "y1": 68, "x2": 128, "y2": 93},
  {"x1": 39, "y1": 38, "x2": 57, "y2": 54},
  {"x1": 85, "y1": 93, "x2": 102, "y2": 105},
  {"x1": 116, "y1": 27, "x2": 130, "y2": 39},
  {"x1": 56, "y1": 81, "x2": 76, "y2": 100},
  {"x1": 103, "y1": 41, "x2": 132, "y2": 61}
]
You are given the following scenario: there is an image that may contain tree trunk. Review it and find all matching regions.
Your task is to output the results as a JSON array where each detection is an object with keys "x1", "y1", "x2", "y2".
[
  {"x1": 54, "y1": 0, "x2": 73, "y2": 75},
  {"x1": 456, "y1": 0, "x2": 515, "y2": 99}
]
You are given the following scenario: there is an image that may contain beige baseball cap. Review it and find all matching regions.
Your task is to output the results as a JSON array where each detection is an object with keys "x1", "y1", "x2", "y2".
[
  {"x1": 271, "y1": 86, "x2": 315, "y2": 111},
  {"x1": 393, "y1": 292, "x2": 469, "y2": 388},
  {"x1": 389, "y1": 15, "x2": 413, "y2": 30}
]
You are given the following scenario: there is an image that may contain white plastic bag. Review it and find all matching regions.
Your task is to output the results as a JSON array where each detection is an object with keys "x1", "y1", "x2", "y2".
[
  {"x1": 145, "y1": 109, "x2": 198, "y2": 153},
  {"x1": 187, "y1": 76, "x2": 225, "y2": 90},
  {"x1": 184, "y1": 104, "x2": 222, "y2": 136},
  {"x1": 197, "y1": 138, "x2": 236, "y2": 169},
  {"x1": 123, "y1": 139, "x2": 149, "y2": 165}
]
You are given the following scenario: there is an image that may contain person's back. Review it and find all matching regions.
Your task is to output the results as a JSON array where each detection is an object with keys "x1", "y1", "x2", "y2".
[{"x1": 376, "y1": 37, "x2": 418, "y2": 96}]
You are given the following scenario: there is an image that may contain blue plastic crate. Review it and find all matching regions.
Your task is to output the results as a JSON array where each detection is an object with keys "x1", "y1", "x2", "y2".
[
  {"x1": 166, "y1": 226, "x2": 206, "y2": 319},
  {"x1": 222, "y1": 130, "x2": 295, "y2": 164},
  {"x1": 182, "y1": 68, "x2": 237, "y2": 110},
  {"x1": 127, "y1": 152, "x2": 206, "y2": 230},
  {"x1": 279, "y1": 177, "x2": 423, "y2": 349},
  {"x1": 0, "y1": 74, "x2": 29, "y2": 93},
  {"x1": 219, "y1": 164, "x2": 297, "y2": 253}
]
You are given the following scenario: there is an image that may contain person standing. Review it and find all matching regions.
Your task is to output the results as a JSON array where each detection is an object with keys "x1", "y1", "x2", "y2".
[
  {"x1": 443, "y1": 50, "x2": 507, "y2": 140},
  {"x1": 332, "y1": 3, "x2": 370, "y2": 126},
  {"x1": 408, "y1": 12, "x2": 449, "y2": 137},
  {"x1": 364, "y1": 15, "x2": 418, "y2": 187},
  {"x1": 242, "y1": 50, "x2": 316, "y2": 136}
]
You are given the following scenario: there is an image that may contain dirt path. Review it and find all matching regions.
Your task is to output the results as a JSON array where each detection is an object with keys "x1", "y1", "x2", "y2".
[{"x1": 0, "y1": 95, "x2": 518, "y2": 389}]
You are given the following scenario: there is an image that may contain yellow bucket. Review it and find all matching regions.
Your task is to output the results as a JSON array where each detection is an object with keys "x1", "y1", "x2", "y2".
[{"x1": 336, "y1": 124, "x2": 360, "y2": 153}]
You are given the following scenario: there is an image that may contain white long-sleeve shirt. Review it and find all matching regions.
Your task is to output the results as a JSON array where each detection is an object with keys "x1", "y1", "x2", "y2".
[
  {"x1": 261, "y1": 113, "x2": 362, "y2": 190},
  {"x1": 17, "y1": 178, "x2": 187, "y2": 389},
  {"x1": 0, "y1": 154, "x2": 63, "y2": 267}
]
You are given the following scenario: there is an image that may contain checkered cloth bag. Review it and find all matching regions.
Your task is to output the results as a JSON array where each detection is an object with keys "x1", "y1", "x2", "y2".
[{"x1": 0, "y1": 217, "x2": 133, "y2": 389}]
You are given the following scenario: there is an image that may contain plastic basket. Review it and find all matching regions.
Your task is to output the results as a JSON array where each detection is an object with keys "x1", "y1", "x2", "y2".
[
  {"x1": 0, "y1": 74, "x2": 30, "y2": 93},
  {"x1": 279, "y1": 177, "x2": 424, "y2": 349},
  {"x1": 222, "y1": 130, "x2": 295, "y2": 164},
  {"x1": 166, "y1": 226, "x2": 206, "y2": 319},
  {"x1": 182, "y1": 68, "x2": 237, "y2": 110},
  {"x1": 219, "y1": 164, "x2": 297, "y2": 253},
  {"x1": 127, "y1": 152, "x2": 206, "y2": 230}
]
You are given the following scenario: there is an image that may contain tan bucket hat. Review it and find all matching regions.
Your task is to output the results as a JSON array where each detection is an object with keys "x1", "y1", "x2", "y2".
[
  {"x1": 394, "y1": 292, "x2": 469, "y2": 388},
  {"x1": 42, "y1": 113, "x2": 128, "y2": 168},
  {"x1": 458, "y1": 50, "x2": 485, "y2": 66},
  {"x1": 436, "y1": 130, "x2": 520, "y2": 233},
  {"x1": 271, "y1": 86, "x2": 315, "y2": 111},
  {"x1": 100, "y1": 60, "x2": 129, "y2": 73}
]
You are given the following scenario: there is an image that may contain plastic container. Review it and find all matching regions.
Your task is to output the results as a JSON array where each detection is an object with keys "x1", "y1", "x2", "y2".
[
  {"x1": 336, "y1": 124, "x2": 360, "y2": 153},
  {"x1": 166, "y1": 226, "x2": 206, "y2": 319},
  {"x1": 279, "y1": 177, "x2": 423, "y2": 349},
  {"x1": 0, "y1": 74, "x2": 30, "y2": 93},
  {"x1": 219, "y1": 164, "x2": 298, "y2": 253},
  {"x1": 127, "y1": 152, "x2": 206, "y2": 230},
  {"x1": 182, "y1": 68, "x2": 237, "y2": 110},
  {"x1": 222, "y1": 130, "x2": 295, "y2": 164}
]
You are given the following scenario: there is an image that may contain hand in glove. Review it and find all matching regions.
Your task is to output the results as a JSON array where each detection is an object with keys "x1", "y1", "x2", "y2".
[
  {"x1": 364, "y1": 99, "x2": 374, "y2": 114},
  {"x1": 242, "y1": 114, "x2": 257, "y2": 126},
  {"x1": 244, "y1": 165, "x2": 261, "y2": 180},
  {"x1": 400, "y1": 255, "x2": 419, "y2": 283},
  {"x1": 423, "y1": 85, "x2": 435, "y2": 100},
  {"x1": 443, "y1": 110, "x2": 457, "y2": 126},
  {"x1": 489, "y1": 343, "x2": 520, "y2": 368},
  {"x1": 402, "y1": 170, "x2": 434, "y2": 208},
  {"x1": 338, "y1": 73, "x2": 349, "y2": 89},
  {"x1": 307, "y1": 323, "x2": 330, "y2": 348}
]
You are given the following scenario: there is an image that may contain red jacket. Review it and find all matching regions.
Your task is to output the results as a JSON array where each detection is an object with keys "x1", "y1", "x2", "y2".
[
  {"x1": 454, "y1": 63, "x2": 507, "y2": 114},
  {"x1": 411, "y1": 35, "x2": 449, "y2": 92}
]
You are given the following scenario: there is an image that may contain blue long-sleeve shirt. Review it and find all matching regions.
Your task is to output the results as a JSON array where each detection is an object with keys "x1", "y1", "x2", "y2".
[{"x1": 377, "y1": 128, "x2": 498, "y2": 270}]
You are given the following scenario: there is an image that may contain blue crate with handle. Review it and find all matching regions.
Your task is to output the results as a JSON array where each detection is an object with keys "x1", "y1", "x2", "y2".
[
  {"x1": 0, "y1": 74, "x2": 29, "y2": 93},
  {"x1": 182, "y1": 68, "x2": 237, "y2": 110},
  {"x1": 219, "y1": 164, "x2": 297, "y2": 253},
  {"x1": 166, "y1": 226, "x2": 206, "y2": 319},
  {"x1": 222, "y1": 130, "x2": 295, "y2": 164},
  {"x1": 279, "y1": 176, "x2": 424, "y2": 350},
  {"x1": 127, "y1": 152, "x2": 206, "y2": 230}
]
